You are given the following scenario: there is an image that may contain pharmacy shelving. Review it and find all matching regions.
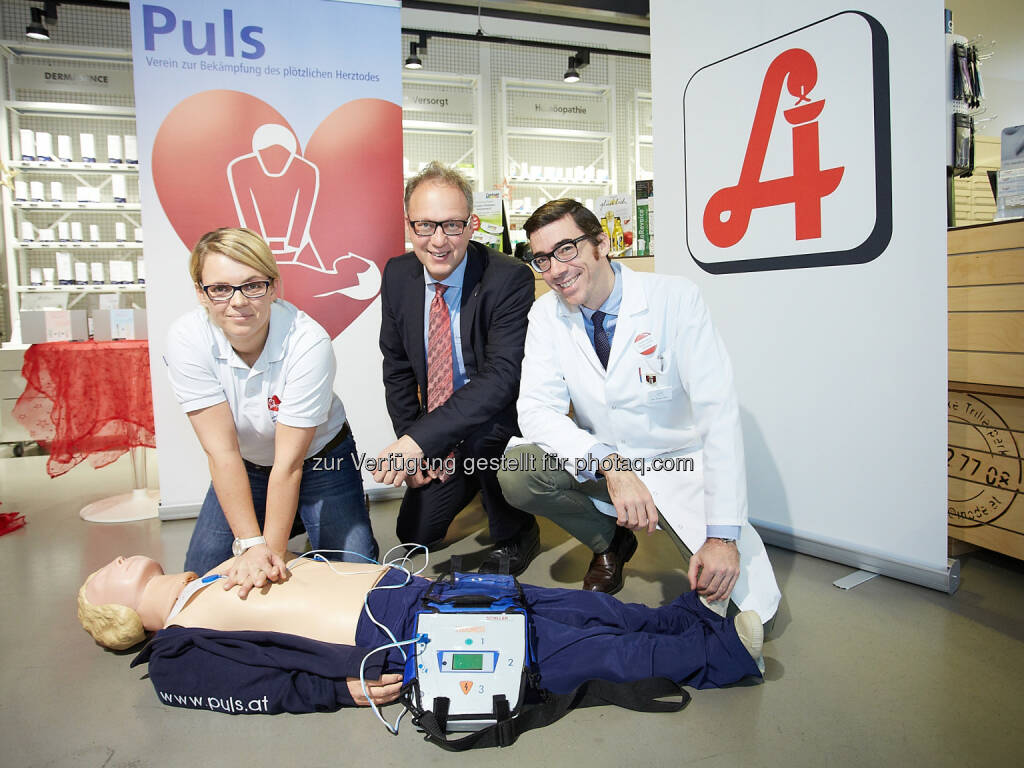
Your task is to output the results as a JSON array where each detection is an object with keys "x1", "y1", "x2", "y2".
[
  {"x1": 501, "y1": 79, "x2": 615, "y2": 223},
  {"x1": 402, "y1": 71, "x2": 482, "y2": 187},
  {"x1": 2, "y1": 58, "x2": 144, "y2": 345}
]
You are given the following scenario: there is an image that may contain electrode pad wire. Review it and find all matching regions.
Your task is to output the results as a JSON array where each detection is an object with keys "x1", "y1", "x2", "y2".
[
  {"x1": 360, "y1": 633, "x2": 425, "y2": 734},
  {"x1": 289, "y1": 546, "x2": 433, "y2": 734},
  {"x1": 291, "y1": 544, "x2": 430, "y2": 658}
]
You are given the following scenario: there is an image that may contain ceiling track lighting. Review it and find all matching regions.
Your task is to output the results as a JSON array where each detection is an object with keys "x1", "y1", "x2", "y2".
[
  {"x1": 400, "y1": 27, "x2": 649, "y2": 85},
  {"x1": 564, "y1": 49, "x2": 590, "y2": 83},
  {"x1": 405, "y1": 34, "x2": 428, "y2": 70},
  {"x1": 26, "y1": 1, "x2": 58, "y2": 41}
]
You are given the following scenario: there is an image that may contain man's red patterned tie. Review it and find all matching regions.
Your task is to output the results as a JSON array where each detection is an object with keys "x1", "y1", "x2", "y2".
[
  {"x1": 427, "y1": 283, "x2": 453, "y2": 411},
  {"x1": 426, "y1": 283, "x2": 454, "y2": 479}
]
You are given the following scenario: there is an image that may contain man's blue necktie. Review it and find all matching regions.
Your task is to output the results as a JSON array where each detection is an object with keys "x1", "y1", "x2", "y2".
[{"x1": 592, "y1": 310, "x2": 610, "y2": 369}]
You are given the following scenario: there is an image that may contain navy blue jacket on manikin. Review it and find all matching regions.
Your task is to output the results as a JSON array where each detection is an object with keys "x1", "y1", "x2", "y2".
[
  {"x1": 129, "y1": 585, "x2": 759, "y2": 716},
  {"x1": 131, "y1": 626, "x2": 381, "y2": 715}
]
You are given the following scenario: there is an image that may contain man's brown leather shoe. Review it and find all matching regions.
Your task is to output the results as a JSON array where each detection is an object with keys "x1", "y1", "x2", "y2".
[{"x1": 582, "y1": 527, "x2": 638, "y2": 595}]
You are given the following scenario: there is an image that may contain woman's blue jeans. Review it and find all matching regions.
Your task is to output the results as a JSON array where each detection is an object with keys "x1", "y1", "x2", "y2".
[{"x1": 183, "y1": 432, "x2": 379, "y2": 575}]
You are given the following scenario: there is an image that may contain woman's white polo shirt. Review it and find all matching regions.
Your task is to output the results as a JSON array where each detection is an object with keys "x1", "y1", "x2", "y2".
[{"x1": 165, "y1": 299, "x2": 347, "y2": 466}]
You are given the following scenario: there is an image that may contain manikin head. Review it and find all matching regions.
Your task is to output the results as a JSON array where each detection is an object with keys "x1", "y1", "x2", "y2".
[{"x1": 77, "y1": 556, "x2": 192, "y2": 650}]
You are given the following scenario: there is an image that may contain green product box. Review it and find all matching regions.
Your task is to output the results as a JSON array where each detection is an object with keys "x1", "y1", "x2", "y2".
[{"x1": 635, "y1": 179, "x2": 653, "y2": 258}]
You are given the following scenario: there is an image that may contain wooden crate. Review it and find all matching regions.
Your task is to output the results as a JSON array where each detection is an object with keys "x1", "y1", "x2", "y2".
[
  {"x1": 948, "y1": 220, "x2": 1024, "y2": 559},
  {"x1": 948, "y1": 389, "x2": 1024, "y2": 559}
]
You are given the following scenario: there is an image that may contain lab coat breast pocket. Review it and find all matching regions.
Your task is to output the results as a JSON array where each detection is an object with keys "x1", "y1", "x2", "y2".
[
  {"x1": 635, "y1": 349, "x2": 674, "y2": 404},
  {"x1": 633, "y1": 350, "x2": 688, "y2": 449}
]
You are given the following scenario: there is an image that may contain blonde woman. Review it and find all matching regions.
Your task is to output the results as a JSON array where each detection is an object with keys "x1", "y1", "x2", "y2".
[{"x1": 166, "y1": 228, "x2": 378, "y2": 598}]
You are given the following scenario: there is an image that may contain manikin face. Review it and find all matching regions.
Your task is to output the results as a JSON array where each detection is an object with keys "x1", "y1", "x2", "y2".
[
  {"x1": 405, "y1": 180, "x2": 478, "y2": 281},
  {"x1": 529, "y1": 214, "x2": 614, "y2": 310},
  {"x1": 86, "y1": 555, "x2": 164, "y2": 609},
  {"x1": 196, "y1": 251, "x2": 278, "y2": 345}
]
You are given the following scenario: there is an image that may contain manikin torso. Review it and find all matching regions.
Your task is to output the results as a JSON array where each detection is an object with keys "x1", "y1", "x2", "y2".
[{"x1": 170, "y1": 560, "x2": 389, "y2": 646}]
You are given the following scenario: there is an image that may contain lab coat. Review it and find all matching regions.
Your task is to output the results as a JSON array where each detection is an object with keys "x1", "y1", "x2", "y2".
[{"x1": 516, "y1": 264, "x2": 780, "y2": 619}]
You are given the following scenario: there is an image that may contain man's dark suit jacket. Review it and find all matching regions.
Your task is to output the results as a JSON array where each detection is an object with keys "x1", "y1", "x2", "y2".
[{"x1": 379, "y1": 240, "x2": 535, "y2": 459}]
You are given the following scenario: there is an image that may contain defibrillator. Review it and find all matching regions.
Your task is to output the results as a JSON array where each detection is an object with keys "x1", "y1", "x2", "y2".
[{"x1": 401, "y1": 567, "x2": 534, "y2": 733}]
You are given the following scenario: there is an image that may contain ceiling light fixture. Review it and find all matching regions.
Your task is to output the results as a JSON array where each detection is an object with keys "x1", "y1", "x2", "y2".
[
  {"x1": 563, "y1": 56, "x2": 579, "y2": 83},
  {"x1": 564, "y1": 50, "x2": 589, "y2": 83},
  {"x1": 26, "y1": 7, "x2": 50, "y2": 40},
  {"x1": 405, "y1": 34, "x2": 428, "y2": 70},
  {"x1": 26, "y1": 1, "x2": 58, "y2": 41}
]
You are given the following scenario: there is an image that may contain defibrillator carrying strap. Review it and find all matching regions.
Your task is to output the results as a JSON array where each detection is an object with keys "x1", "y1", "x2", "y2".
[{"x1": 408, "y1": 676, "x2": 690, "y2": 751}]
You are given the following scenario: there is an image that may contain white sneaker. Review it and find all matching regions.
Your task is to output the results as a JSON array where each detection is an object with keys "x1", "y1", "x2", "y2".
[{"x1": 734, "y1": 610, "x2": 764, "y2": 672}]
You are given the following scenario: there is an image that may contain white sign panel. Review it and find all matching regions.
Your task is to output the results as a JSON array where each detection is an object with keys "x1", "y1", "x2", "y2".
[
  {"x1": 651, "y1": 0, "x2": 950, "y2": 591},
  {"x1": 509, "y1": 93, "x2": 607, "y2": 124},
  {"x1": 9, "y1": 61, "x2": 134, "y2": 97},
  {"x1": 684, "y1": 12, "x2": 891, "y2": 273},
  {"x1": 403, "y1": 91, "x2": 474, "y2": 115}
]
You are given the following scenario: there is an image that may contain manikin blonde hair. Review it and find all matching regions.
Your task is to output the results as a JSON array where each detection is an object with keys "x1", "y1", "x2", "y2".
[{"x1": 77, "y1": 571, "x2": 147, "y2": 650}]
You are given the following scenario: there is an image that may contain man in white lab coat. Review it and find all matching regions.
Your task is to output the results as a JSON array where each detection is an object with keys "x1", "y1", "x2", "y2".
[{"x1": 498, "y1": 199, "x2": 779, "y2": 621}]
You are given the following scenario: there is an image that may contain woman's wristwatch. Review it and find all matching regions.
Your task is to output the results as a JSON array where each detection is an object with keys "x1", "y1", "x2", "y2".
[{"x1": 232, "y1": 535, "x2": 266, "y2": 556}]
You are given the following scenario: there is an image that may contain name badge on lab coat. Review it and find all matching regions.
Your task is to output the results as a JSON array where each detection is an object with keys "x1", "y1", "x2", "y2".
[
  {"x1": 647, "y1": 385, "x2": 672, "y2": 403},
  {"x1": 633, "y1": 332, "x2": 659, "y2": 357}
]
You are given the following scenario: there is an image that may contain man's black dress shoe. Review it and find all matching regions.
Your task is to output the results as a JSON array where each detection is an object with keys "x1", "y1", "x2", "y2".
[{"x1": 477, "y1": 521, "x2": 541, "y2": 576}]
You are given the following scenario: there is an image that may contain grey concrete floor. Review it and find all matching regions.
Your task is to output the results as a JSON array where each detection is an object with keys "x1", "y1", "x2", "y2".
[{"x1": 1, "y1": 450, "x2": 1023, "y2": 767}]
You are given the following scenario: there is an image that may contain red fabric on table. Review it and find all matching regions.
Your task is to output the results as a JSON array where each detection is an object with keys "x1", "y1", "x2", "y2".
[{"x1": 13, "y1": 341, "x2": 156, "y2": 478}]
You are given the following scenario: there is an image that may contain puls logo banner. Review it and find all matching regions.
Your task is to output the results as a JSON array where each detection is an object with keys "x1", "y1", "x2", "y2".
[
  {"x1": 684, "y1": 11, "x2": 892, "y2": 274},
  {"x1": 130, "y1": 0, "x2": 402, "y2": 340}
]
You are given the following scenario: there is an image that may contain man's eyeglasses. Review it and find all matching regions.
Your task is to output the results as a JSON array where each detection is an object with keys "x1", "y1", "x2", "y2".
[
  {"x1": 528, "y1": 234, "x2": 590, "y2": 273},
  {"x1": 408, "y1": 219, "x2": 471, "y2": 237},
  {"x1": 200, "y1": 280, "x2": 272, "y2": 302}
]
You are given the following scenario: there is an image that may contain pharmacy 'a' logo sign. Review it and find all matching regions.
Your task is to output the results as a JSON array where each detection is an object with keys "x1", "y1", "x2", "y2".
[{"x1": 684, "y1": 12, "x2": 892, "y2": 274}]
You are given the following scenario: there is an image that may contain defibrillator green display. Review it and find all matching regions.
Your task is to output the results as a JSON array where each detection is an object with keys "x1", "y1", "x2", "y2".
[{"x1": 452, "y1": 653, "x2": 485, "y2": 670}]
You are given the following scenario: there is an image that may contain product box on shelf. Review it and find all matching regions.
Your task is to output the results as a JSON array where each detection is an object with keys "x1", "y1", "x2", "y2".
[
  {"x1": 635, "y1": 180, "x2": 653, "y2": 258},
  {"x1": 594, "y1": 195, "x2": 634, "y2": 258},
  {"x1": 471, "y1": 191, "x2": 507, "y2": 251},
  {"x1": 20, "y1": 310, "x2": 89, "y2": 343},
  {"x1": 92, "y1": 309, "x2": 148, "y2": 341}
]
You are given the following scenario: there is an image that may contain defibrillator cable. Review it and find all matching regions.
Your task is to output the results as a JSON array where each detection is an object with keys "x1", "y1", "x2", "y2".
[
  {"x1": 290, "y1": 545, "x2": 431, "y2": 733},
  {"x1": 360, "y1": 634, "x2": 425, "y2": 735}
]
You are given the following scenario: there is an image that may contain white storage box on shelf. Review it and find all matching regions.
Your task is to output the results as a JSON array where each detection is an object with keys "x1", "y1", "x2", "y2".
[{"x1": 19, "y1": 310, "x2": 89, "y2": 343}]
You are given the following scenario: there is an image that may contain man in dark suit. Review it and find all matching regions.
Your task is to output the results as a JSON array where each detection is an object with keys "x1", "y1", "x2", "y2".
[{"x1": 374, "y1": 162, "x2": 540, "y2": 574}]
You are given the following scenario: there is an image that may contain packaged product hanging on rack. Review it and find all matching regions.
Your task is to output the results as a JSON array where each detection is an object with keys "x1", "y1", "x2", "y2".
[{"x1": 948, "y1": 35, "x2": 993, "y2": 179}]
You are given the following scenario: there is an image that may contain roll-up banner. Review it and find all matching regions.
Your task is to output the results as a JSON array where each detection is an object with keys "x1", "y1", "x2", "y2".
[
  {"x1": 129, "y1": 0, "x2": 403, "y2": 518},
  {"x1": 650, "y1": 1, "x2": 954, "y2": 590}
]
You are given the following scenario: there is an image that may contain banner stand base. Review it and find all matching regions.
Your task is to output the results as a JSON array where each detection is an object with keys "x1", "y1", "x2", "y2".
[
  {"x1": 832, "y1": 570, "x2": 878, "y2": 590},
  {"x1": 755, "y1": 521, "x2": 961, "y2": 595}
]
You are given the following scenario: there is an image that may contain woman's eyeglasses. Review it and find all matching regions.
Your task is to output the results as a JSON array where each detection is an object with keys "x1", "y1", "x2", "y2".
[{"x1": 200, "y1": 280, "x2": 272, "y2": 302}]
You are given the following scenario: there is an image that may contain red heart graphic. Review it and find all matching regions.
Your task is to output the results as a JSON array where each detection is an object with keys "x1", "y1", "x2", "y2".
[{"x1": 152, "y1": 90, "x2": 404, "y2": 338}]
